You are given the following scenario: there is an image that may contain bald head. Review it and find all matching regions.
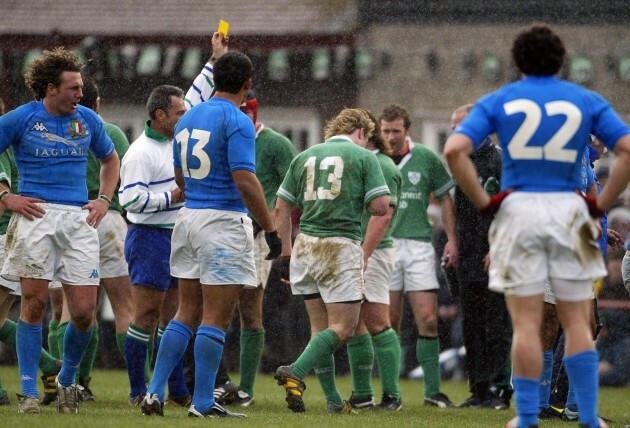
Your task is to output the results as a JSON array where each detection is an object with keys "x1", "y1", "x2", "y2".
[{"x1": 451, "y1": 104, "x2": 474, "y2": 130}]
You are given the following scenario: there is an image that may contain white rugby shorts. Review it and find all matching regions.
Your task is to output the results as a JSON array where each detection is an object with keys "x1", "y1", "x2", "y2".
[
  {"x1": 170, "y1": 207, "x2": 256, "y2": 287},
  {"x1": 290, "y1": 233, "x2": 364, "y2": 303},
  {"x1": 2, "y1": 204, "x2": 100, "y2": 286},
  {"x1": 98, "y1": 211, "x2": 129, "y2": 278},
  {"x1": 364, "y1": 247, "x2": 396, "y2": 304},
  {"x1": 0, "y1": 234, "x2": 20, "y2": 295},
  {"x1": 390, "y1": 239, "x2": 440, "y2": 292},
  {"x1": 488, "y1": 192, "x2": 605, "y2": 301}
]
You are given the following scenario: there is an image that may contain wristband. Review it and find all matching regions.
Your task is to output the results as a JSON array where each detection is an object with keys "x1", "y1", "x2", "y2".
[
  {"x1": 98, "y1": 194, "x2": 112, "y2": 205},
  {"x1": 0, "y1": 189, "x2": 9, "y2": 202}
]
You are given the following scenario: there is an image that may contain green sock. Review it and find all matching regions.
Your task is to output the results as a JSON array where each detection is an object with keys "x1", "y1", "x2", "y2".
[
  {"x1": 314, "y1": 353, "x2": 343, "y2": 406},
  {"x1": 292, "y1": 329, "x2": 339, "y2": 380},
  {"x1": 56, "y1": 321, "x2": 69, "y2": 357},
  {"x1": 145, "y1": 335, "x2": 153, "y2": 383},
  {"x1": 416, "y1": 336, "x2": 440, "y2": 397},
  {"x1": 38, "y1": 347, "x2": 59, "y2": 375},
  {"x1": 0, "y1": 319, "x2": 17, "y2": 348},
  {"x1": 372, "y1": 328, "x2": 401, "y2": 398},
  {"x1": 48, "y1": 320, "x2": 60, "y2": 359},
  {"x1": 239, "y1": 328, "x2": 264, "y2": 397},
  {"x1": 346, "y1": 333, "x2": 374, "y2": 399},
  {"x1": 116, "y1": 333, "x2": 126, "y2": 359},
  {"x1": 77, "y1": 320, "x2": 99, "y2": 380}
]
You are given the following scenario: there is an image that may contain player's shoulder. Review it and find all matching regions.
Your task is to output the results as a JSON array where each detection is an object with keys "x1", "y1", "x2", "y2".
[
  {"x1": 410, "y1": 142, "x2": 439, "y2": 157},
  {"x1": 1, "y1": 101, "x2": 39, "y2": 124},
  {"x1": 76, "y1": 105, "x2": 102, "y2": 125}
]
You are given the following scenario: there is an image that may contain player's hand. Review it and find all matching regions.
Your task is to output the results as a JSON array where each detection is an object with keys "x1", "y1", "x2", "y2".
[
  {"x1": 607, "y1": 228, "x2": 624, "y2": 249},
  {"x1": 265, "y1": 230, "x2": 282, "y2": 260},
  {"x1": 83, "y1": 198, "x2": 109, "y2": 228},
  {"x1": 211, "y1": 32, "x2": 229, "y2": 60},
  {"x1": 483, "y1": 252, "x2": 491, "y2": 272},
  {"x1": 1, "y1": 194, "x2": 46, "y2": 221},
  {"x1": 442, "y1": 240, "x2": 458, "y2": 268},
  {"x1": 579, "y1": 192, "x2": 605, "y2": 218},
  {"x1": 171, "y1": 187, "x2": 185, "y2": 204},
  {"x1": 479, "y1": 189, "x2": 512, "y2": 217}
]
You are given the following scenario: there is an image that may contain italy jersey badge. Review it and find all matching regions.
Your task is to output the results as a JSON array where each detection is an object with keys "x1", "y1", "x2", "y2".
[{"x1": 69, "y1": 120, "x2": 86, "y2": 138}]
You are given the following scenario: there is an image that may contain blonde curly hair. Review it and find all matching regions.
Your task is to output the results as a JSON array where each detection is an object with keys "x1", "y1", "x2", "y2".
[
  {"x1": 24, "y1": 47, "x2": 83, "y2": 100},
  {"x1": 324, "y1": 108, "x2": 374, "y2": 141}
]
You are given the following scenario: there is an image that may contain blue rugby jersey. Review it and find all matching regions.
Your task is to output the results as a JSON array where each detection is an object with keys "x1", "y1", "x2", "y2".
[
  {"x1": 0, "y1": 101, "x2": 114, "y2": 206},
  {"x1": 173, "y1": 97, "x2": 256, "y2": 211},
  {"x1": 455, "y1": 76, "x2": 630, "y2": 192}
]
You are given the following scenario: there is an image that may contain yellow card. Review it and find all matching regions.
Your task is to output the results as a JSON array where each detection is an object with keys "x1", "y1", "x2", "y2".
[{"x1": 218, "y1": 19, "x2": 229, "y2": 37}]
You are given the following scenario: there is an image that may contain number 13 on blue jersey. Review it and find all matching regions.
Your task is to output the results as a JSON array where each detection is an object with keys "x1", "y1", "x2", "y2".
[{"x1": 176, "y1": 128, "x2": 211, "y2": 179}]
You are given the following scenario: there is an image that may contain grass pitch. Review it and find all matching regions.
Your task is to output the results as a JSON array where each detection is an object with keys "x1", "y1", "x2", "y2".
[{"x1": 0, "y1": 365, "x2": 628, "y2": 427}]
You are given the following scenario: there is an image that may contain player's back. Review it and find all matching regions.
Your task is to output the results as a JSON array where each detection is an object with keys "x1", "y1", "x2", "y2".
[
  {"x1": 462, "y1": 76, "x2": 626, "y2": 192},
  {"x1": 282, "y1": 137, "x2": 386, "y2": 240},
  {"x1": 173, "y1": 98, "x2": 256, "y2": 212}
]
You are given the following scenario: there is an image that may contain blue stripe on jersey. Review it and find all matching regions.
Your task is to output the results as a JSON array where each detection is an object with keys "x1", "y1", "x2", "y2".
[
  {"x1": 149, "y1": 177, "x2": 175, "y2": 186},
  {"x1": 164, "y1": 206, "x2": 182, "y2": 212},
  {"x1": 203, "y1": 65, "x2": 212, "y2": 73},
  {"x1": 164, "y1": 192, "x2": 170, "y2": 208},
  {"x1": 191, "y1": 83, "x2": 205, "y2": 102},
  {"x1": 140, "y1": 193, "x2": 150, "y2": 213},
  {"x1": 120, "y1": 181, "x2": 149, "y2": 192}
]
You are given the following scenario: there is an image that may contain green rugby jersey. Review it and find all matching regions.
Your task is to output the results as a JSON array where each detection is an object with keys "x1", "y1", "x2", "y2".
[
  {"x1": 86, "y1": 122, "x2": 129, "y2": 213},
  {"x1": 255, "y1": 125, "x2": 296, "y2": 210},
  {"x1": 277, "y1": 136, "x2": 389, "y2": 241},
  {"x1": 0, "y1": 149, "x2": 18, "y2": 235},
  {"x1": 360, "y1": 151, "x2": 402, "y2": 249},
  {"x1": 391, "y1": 142, "x2": 454, "y2": 242}
]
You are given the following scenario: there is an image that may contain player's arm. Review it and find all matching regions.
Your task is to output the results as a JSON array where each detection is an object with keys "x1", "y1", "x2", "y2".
[
  {"x1": 84, "y1": 150, "x2": 119, "y2": 228},
  {"x1": 437, "y1": 193, "x2": 458, "y2": 268},
  {"x1": 366, "y1": 194, "x2": 390, "y2": 216},
  {"x1": 233, "y1": 170, "x2": 282, "y2": 259},
  {"x1": 185, "y1": 32, "x2": 229, "y2": 110},
  {"x1": 272, "y1": 197, "x2": 293, "y2": 258},
  {"x1": 362, "y1": 205, "x2": 394, "y2": 262},
  {"x1": 597, "y1": 134, "x2": 630, "y2": 213},
  {"x1": 120, "y1": 157, "x2": 180, "y2": 214},
  {"x1": 444, "y1": 134, "x2": 491, "y2": 211}
]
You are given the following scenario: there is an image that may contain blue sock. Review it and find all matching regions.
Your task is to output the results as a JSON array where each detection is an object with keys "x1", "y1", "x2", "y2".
[
  {"x1": 564, "y1": 350, "x2": 598, "y2": 427},
  {"x1": 192, "y1": 325, "x2": 225, "y2": 413},
  {"x1": 148, "y1": 320, "x2": 193, "y2": 401},
  {"x1": 58, "y1": 323, "x2": 93, "y2": 387},
  {"x1": 539, "y1": 350, "x2": 553, "y2": 409},
  {"x1": 16, "y1": 320, "x2": 42, "y2": 397},
  {"x1": 125, "y1": 324, "x2": 150, "y2": 398},
  {"x1": 167, "y1": 355, "x2": 189, "y2": 398},
  {"x1": 513, "y1": 376, "x2": 539, "y2": 427}
]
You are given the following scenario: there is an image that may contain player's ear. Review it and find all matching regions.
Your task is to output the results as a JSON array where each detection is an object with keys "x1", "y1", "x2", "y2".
[{"x1": 243, "y1": 77, "x2": 252, "y2": 92}]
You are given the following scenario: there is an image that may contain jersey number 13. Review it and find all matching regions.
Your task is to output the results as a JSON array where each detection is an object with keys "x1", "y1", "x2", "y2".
[{"x1": 176, "y1": 128, "x2": 211, "y2": 179}]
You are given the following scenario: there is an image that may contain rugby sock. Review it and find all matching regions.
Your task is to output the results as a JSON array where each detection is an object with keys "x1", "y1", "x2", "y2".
[
  {"x1": 417, "y1": 336, "x2": 440, "y2": 397},
  {"x1": 239, "y1": 328, "x2": 264, "y2": 397},
  {"x1": 564, "y1": 350, "x2": 598, "y2": 427},
  {"x1": 1, "y1": 319, "x2": 59, "y2": 375},
  {"x1": 77, "y1": 320, "x2": 99, "y2": 381},
  {"x1": 16, "y1": 320, "x2": 41, "y2": 397},
  {"x1": 167, "y1": 354, "x2": 189, "y2": 399},
  {"x1": 513, "y1": 377, "x2": 539, "y2": 428},
  {"x1": 0, "y1": 319, "x2": 16, "y2": 348},
  {"x1": 124, "y1": 323, "x2": 150, "y2": 398},
  {"x1": 56, "y1": 321, "x2": 69, "y2": 357},
  {"x1": 346, "y1": 333, "x2": 374, "y2": 399},
  {"x1": 115, "y1": 333, "x2": 126, "y2": 358},
  {"x1": 148, "y1": 320, "x2": 192, "y2": 401},
  {"x1": 539, "y1": 350, "x2": 553, "y2": 409},
  {"x1": 58, "y1": 323, "x2": 94, "y2": 387},
  {"x1": 48, "y1": 320, "x2": 60, "y2": 359},
  {"x1": 314, "y1": 353, "x2": 343, "y2": 406},
  {"x1": 292, "y1": 329, "x2": 339, "y2": 380},
  {"x1": 372, "y1": 328, "x2": 401, "y2": 398},
  {"x1": 192, "y1": 325, "x2": 225, "y2": 413}
]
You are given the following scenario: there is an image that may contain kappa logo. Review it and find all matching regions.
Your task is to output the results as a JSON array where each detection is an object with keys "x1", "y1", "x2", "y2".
[
  {"x1": 89, "y1": 269, "x2": 99, "y2": 279},
  {"x1": 408, "y1": 171, "x2": 421, "y2": 185},
  {"x1": 30, "y1": 121, "x2": 48, "y2": 132}
]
